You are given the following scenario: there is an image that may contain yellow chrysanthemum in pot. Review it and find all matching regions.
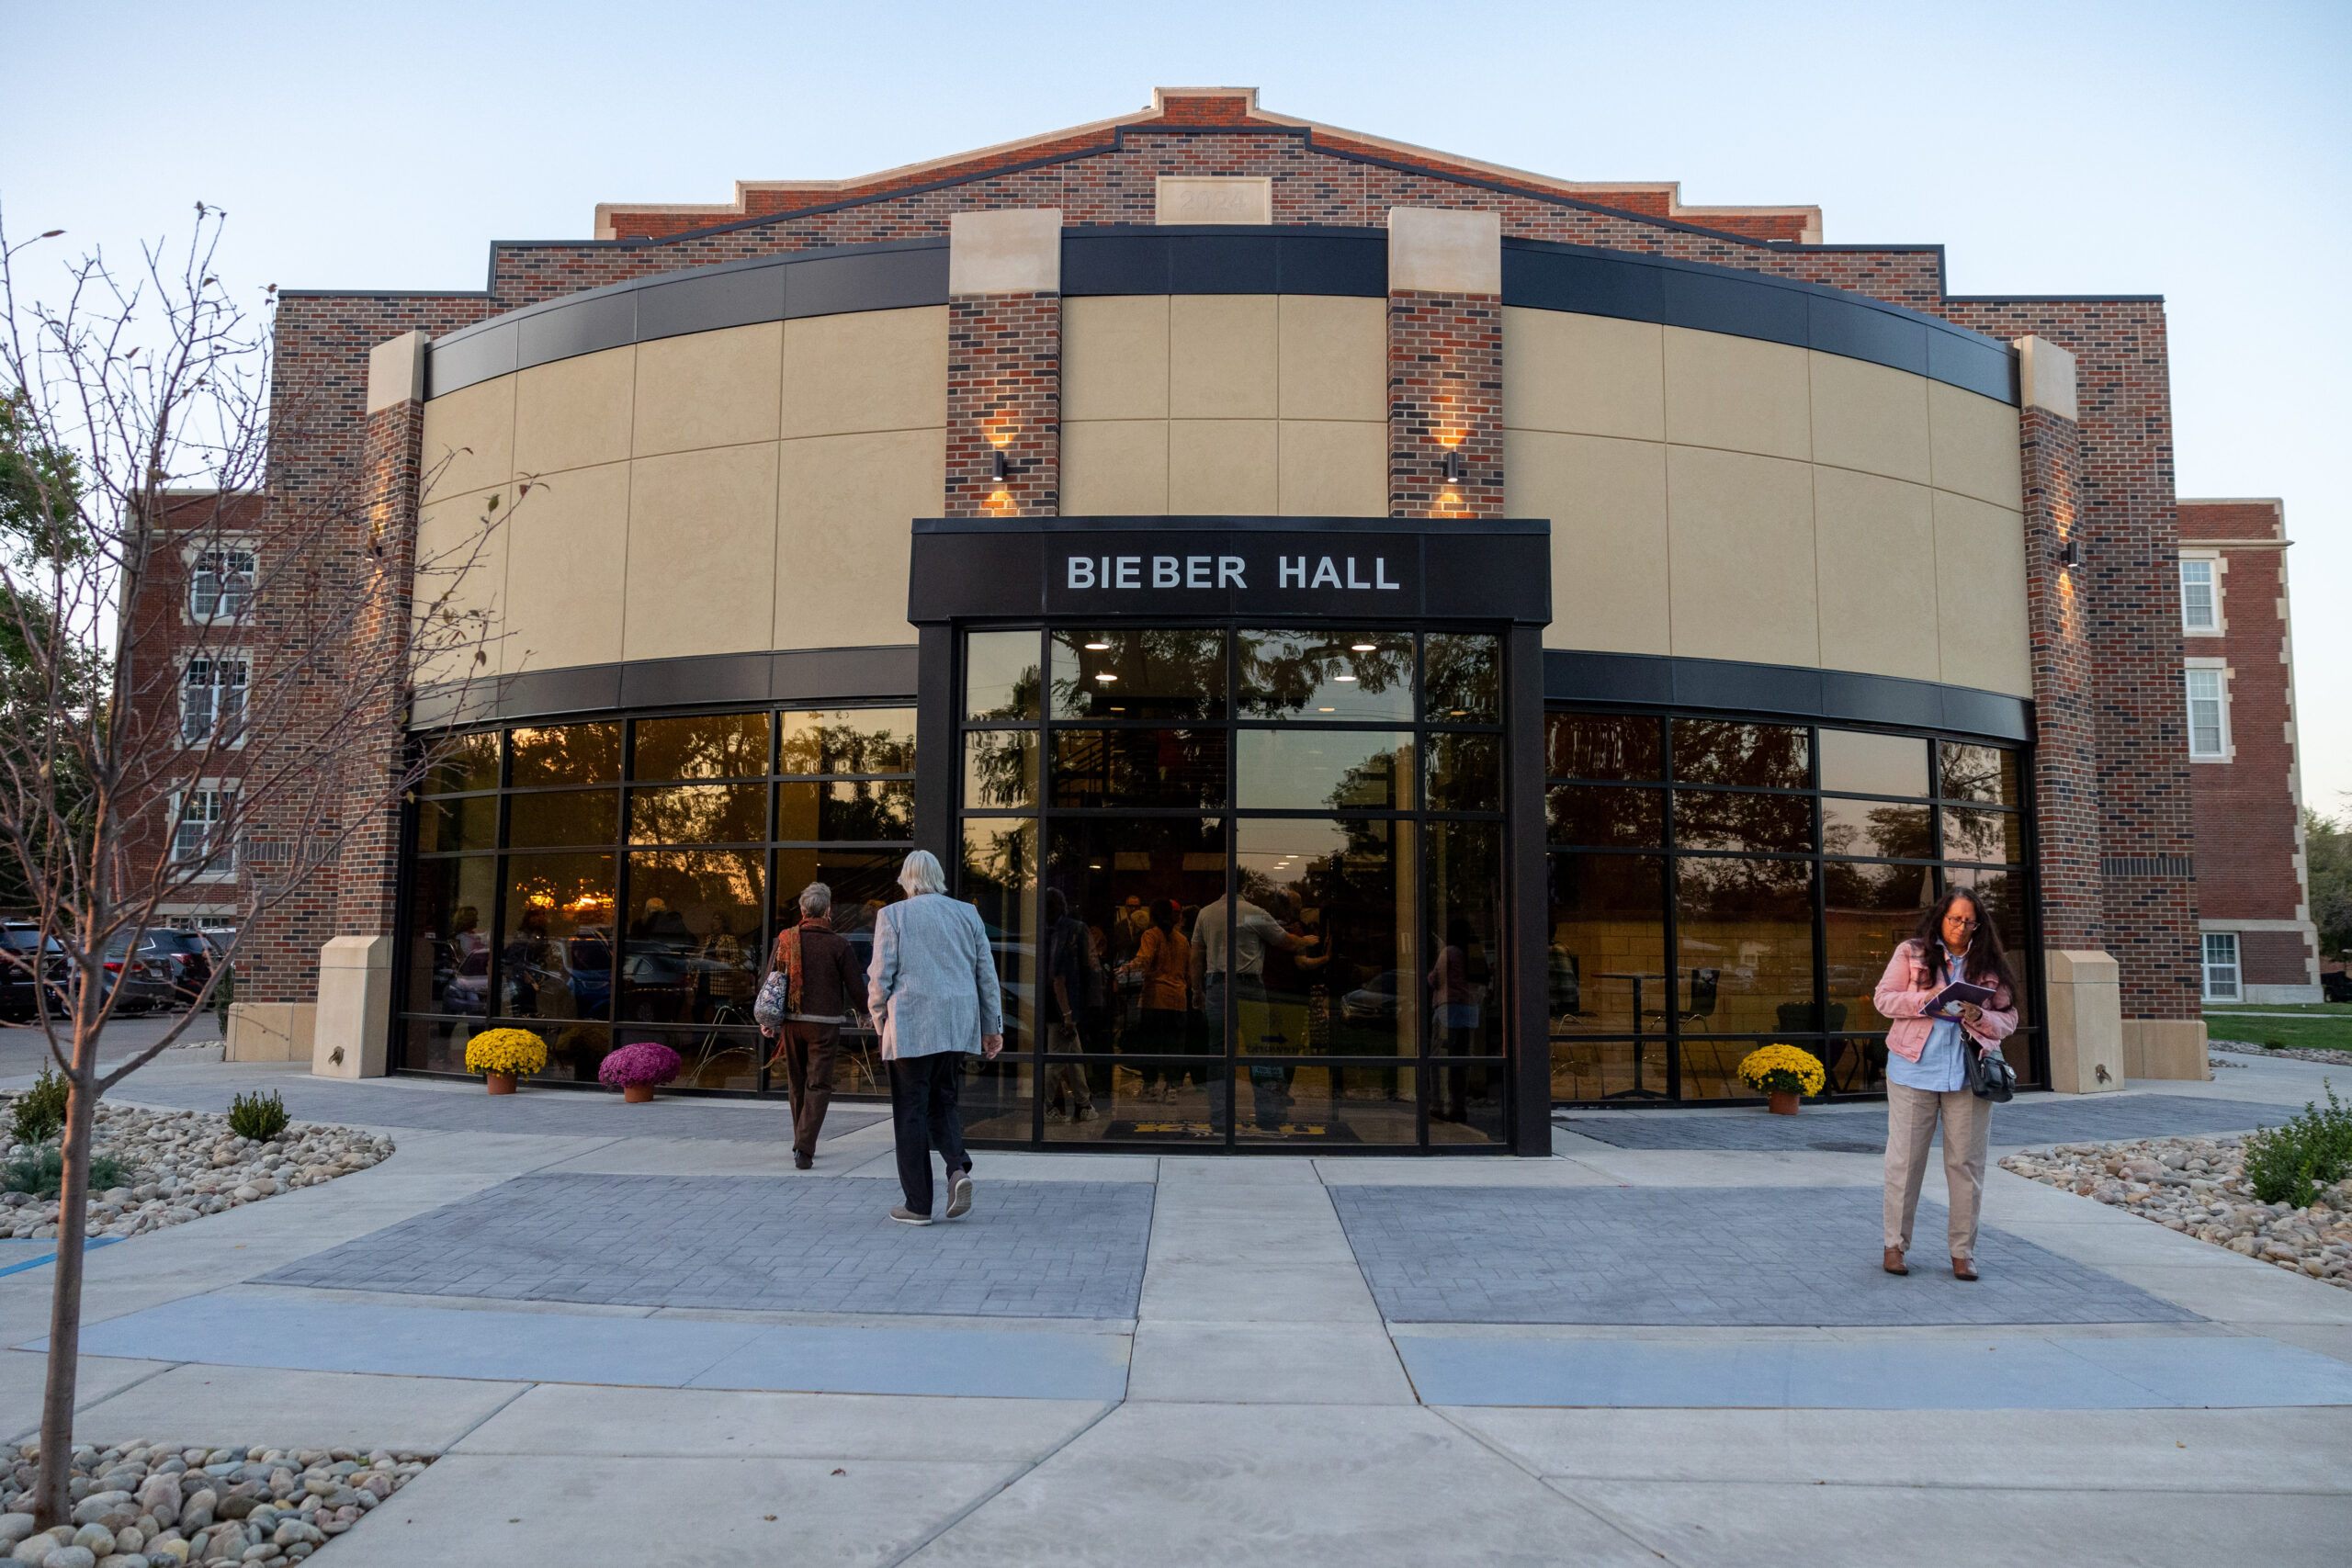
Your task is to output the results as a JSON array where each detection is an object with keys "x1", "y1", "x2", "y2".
[
  {"x1": 1736, "y1": 1043, "x2": 1826, "y2": 1100},
  {"x1": 465, "y1": 1027, "x2": 548, "y2": 1089}
]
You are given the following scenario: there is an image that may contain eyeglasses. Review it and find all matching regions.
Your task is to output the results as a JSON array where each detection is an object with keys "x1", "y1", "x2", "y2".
[{"x1": 1945, "y1": 917, "x2": 1981, "y2": 931}]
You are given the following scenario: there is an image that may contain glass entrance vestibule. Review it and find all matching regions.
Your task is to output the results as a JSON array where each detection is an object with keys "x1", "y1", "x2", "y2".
[{"x1": 950, "y1": 623, "x2": 1516, "y2": 1150}]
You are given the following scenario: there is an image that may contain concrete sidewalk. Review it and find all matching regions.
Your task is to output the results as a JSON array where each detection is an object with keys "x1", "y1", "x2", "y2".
[{"x1": 1, "y1": 1055, "x2": 2346, "y2": 1564}]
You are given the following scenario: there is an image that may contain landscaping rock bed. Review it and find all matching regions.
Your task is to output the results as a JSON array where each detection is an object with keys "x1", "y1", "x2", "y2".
[
  {"x1": 2211, "y1": 1039, "x2": 2352, "y2": 1066},
  {"x1": 0, "y1": 1442, "x2": 432, "y2": 1564},
  {"x1": 0, "y1": 1101, "x2": 393, "y2": 1242},
  {"x1": 2000, "y1": 1134, "x2": 2352, "y2": 1290}
]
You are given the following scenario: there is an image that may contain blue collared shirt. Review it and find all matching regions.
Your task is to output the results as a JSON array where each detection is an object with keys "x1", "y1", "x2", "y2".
[{"x1": 1888, "y1": 959, "x2": 1971, "y2": 1093}]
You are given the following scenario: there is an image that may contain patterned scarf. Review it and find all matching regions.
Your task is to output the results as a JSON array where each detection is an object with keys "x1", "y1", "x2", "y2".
[{"x1": 772, "y1": 924, "x2": 807, "y2": 1017}]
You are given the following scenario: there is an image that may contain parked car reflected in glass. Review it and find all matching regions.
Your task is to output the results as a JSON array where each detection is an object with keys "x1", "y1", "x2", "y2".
[{"x1": 0, "y1": 923, "x2": 67, "y2": 1022}]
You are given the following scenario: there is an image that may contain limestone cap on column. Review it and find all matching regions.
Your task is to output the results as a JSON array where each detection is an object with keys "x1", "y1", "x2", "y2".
[
  {"x1": 365, "y1": 331, "x2": 429, "y2": 415},
  {"x1": 1387, "y1": 208, "x2": 1502, "y2": 295},
  {"x1": 320, "y1": 933, "x2": 392, "y2": 969},
  {"x1": 948, "y1": 209, "x2": 1065, "y2": 295},
  {"x1": 2043, "y1": 948, "x2": 2117, "y2": 985},
  {"x1": 2014, "y1": 335, "x2": 2078, "y2": 423}
]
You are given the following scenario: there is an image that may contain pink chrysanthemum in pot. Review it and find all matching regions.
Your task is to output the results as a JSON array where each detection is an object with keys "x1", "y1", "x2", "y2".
[{"x1": 598, "y1": 1042, "x2": 682, "y2": 1102}]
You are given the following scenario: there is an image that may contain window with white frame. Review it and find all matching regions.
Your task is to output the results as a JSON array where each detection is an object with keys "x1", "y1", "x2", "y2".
[
  {"x1": 2202, "y1": 932, "x2": 2241, "y2": 1001},
  {"x1": 181, "y1": 657, "x2": 248, "y2": 746},
  {"x1": 189, "y1": 548, "x2": 255, "y2": 621},
  {"x1": 2185, "y1": 664, "x2": 2229, "y2": 760},
  {"x1": 2179, "y1": 557, "x2": 2219, "y2": 634},
  {"x1": 172, "y1": 786, "x2": 236, "y2": 875}
]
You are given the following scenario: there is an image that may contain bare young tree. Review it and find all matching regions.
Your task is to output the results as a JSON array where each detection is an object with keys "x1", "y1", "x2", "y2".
[{"x1": 0, "y1": 203, "x2": 505, "y2": 1529}]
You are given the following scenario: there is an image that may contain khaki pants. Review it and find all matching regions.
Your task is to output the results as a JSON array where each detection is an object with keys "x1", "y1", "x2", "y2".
[{"x1": 1883, "y1": 1081, "x2": 1991, "y2": 1261}]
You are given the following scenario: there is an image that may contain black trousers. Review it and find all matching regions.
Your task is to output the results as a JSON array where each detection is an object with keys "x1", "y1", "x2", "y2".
[{"x1": 888, "y1": 1052, "x2": 969, "y2": 1215}]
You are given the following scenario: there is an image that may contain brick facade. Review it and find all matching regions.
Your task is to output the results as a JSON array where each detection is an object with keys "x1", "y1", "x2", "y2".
[
  {"x1": 2017, "y1": 408, "x2": 2100, "y2": 952},
  {"x1": 1386, "y1": 292, "x2": 1503, "y2": 520},
  {"x1": 2178, "y1": 499, "x2": 2316, "y2": 996},
  {"x1": 253, "y1": 85, "x2": 2209, "y2": 1039}
]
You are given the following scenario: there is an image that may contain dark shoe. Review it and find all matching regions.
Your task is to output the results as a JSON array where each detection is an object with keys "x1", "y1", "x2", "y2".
[
  {"x1": 795, "y1": 1152, "x2": 813, "y2": 1170},
  {"x1": 1951, "y1": 1257, "x2": 1978, "y2": 1281},
  {"x1": 946, "y1": 1170, "x2": 974, "y2": 1219},
  {"x1": 889, "y1": 1205, "x2": 933, "y2": 1226},
  {"x1": 1883, "y1": 1247, "x2": 1909, "y2": 1276}
]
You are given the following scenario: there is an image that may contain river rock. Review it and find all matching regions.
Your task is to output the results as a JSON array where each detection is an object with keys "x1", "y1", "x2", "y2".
[
  {"x1": 38, "y1": 1546, "x2": 95, "y2": 1568},
  {"x1": 0, "y1": 1520, "x2": 28, "y2": 1547}
]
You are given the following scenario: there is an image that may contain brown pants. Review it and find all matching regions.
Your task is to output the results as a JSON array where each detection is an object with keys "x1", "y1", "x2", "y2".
[
  {"x1": 775, "y1": 1021, "x2": 840, "y2": 1157},
  {"x1": 1883, "y1": 1081, "x2": 1991, "y2": 1260}
]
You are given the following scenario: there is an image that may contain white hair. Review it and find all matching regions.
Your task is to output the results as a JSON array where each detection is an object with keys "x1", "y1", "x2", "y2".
[
  {"x1": 797, "y1": 882, "x2": 832, "y2": 917},
  {"x1": 897, "y1": 849, "x2": 948, "y2": 897}
]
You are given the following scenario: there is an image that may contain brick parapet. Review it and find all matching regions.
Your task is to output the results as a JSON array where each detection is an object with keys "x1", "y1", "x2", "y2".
[
  {"x1": 1388, "y1": 292, "x2": 1503, "y2": 519},
  {"x1": 944, "y1": 292, "x2": 1060, "y2": 519}
]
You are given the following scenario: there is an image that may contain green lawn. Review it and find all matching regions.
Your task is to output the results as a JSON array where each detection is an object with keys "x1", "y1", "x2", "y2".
[
  {"x1": 2203, "y1": 1008, "x2": 2352, "y2": 1055},
  {"x1": 2202, "y1": 1001, "x2": 2352, "y2": 1016}
]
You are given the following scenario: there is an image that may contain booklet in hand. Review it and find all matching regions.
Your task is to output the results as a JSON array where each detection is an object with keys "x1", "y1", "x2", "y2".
[{"x1": 1926, "y1": 977, "x2": 1998, "y2": 1017}]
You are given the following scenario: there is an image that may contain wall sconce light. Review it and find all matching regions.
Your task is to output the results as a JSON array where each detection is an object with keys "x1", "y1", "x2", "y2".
[
  {"x1": 1438, "y1": 449, "x2": 1466, "y2": 483},
  {"x1": 990, "y1": 449, "x2": 1012, "y2": 481},
  {"x1": 2056, "y1": 539, "x2": 2081, "y2": 569}
]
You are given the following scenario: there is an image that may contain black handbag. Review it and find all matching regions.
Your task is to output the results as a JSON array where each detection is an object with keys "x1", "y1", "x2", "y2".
[{"x1": 1965, "y1": 1043, "x2": 2017, "y2": 1102}]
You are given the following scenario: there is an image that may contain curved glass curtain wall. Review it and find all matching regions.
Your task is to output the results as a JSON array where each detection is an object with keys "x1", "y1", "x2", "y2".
[
  {"x1": 399, "y1": 706, "x2": 915, "y2": 1092},
  {"x1": 1545, "y1": 711, "x2": 2041, "y2": 1103},
  {"x1": 958, "y1": 626, "x2": 1511, "y2": 1149}
]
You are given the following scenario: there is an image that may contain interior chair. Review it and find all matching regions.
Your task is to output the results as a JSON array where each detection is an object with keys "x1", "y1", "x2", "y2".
[{"x1": 1644, "y1": 967, "x2": 1720, "y2": 1031}]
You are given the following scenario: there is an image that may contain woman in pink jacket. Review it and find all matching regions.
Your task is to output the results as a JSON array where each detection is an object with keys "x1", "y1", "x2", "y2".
[{"x1": 1873, "y1": 889, "x2": 2018, "y2": 1280}]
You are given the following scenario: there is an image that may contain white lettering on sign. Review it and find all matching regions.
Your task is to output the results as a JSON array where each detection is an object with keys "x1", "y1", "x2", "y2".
[
  {"x1": 1376, "y1": 557, "x2": 1398, "y2": 589},
  {"x1": 1280, "y1": 557, "x2": 1305, "y2": 587},
  {"x1": 1153, "y1": 556, "x2": 1180, "y2": 588},
  {"x1": 1114, "y1": 556, "x2": 1139, "y2": 589},
  {"x1": 1068, "y1": 557, "x2": 1094, "y2": 589},
  {"x1": 1311, "y1": 557, "x2": 1341, "y2": 589},
  {"x1": 1187, "y1": 555, "x2": 1212, "y2": 588},
  {"x1": 1219, "y1": 557, "x2": 1246, "y2": 587},
  {"x1": 1060, "y1": 552, "x2": 1396, "y2": 592}
]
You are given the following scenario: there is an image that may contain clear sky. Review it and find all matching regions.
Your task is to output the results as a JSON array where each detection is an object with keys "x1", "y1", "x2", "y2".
[{"x1": 6, "y1": 0, "x2": 2346, "y2": 818}]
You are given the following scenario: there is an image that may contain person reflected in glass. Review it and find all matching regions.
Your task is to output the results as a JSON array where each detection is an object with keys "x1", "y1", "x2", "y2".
[
  {"x1": 868, "y1": 850, "x2": 1003, "y2": 1224},
  {"x1": 1875, "y1": 888, "x2": 2018, "y2": 1281},
  {"x1": 1430, "y1": 918, "x2": 1487, "y2": 1122},
  {"x1": 503, "y1": 908, "x2": 551, "y2": 1017},
  {"x1": 1120, "y1": 899, "x2": 1192, "y2": 1104},
  {"x1": 1191, "y1": 890, "x2": 1321, "y2": 1134},
  {"x1": 566, "y1": 925, "x2": 613, "y2": 1020},
  {"x1": 761, "y1": 882, "x2": 867, "y2": 1170},
  {"x1": 1252, "y1": 891, "x2": 1326, "y2": 1130},
  {"x1": 1041, "y1": 888, "x2": 1096, "y2": 1123}
]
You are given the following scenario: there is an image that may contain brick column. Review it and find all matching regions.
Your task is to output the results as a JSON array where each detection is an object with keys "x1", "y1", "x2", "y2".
[
  {"x1": 944, "y1": 209, "x2": 1061, "y2": 519},
  {"x1": 1386, "y1": 208, "x2": 1503, "y2": 520}
]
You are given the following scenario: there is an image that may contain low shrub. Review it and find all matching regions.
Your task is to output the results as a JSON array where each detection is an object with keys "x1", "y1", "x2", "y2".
[
  {"x1": 7, "y1": 1066, "x2": 67, "y2": 1145},
  {"x1": 2245, "y1": 1081, "x2": 2352, "y2": 1207},
  {"x1": 1, "y1": 1145, "x2": 130, "y2": 1197},
  {"x1": 597, "y1": 1041, "x2": 682, "y2": 1090},
  {"x1": 464, "y1": 1027, "x2": 548, "y2": 1079},
  {"x1": 228, "y1": 1089, "x2": 289, "y2": 1142},
  {"x1": 1736, "y1": 1043, "x2": 1825, "y2": 1098}
]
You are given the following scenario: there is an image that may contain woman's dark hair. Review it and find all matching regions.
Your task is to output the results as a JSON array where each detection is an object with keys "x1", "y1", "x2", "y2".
[
  {"x1": 1911, "y1": 887, "x2": 2019, "y2": 1000},
  {"x1": 1151, "y1": 898, "x2": 1178, "y2": 932}
]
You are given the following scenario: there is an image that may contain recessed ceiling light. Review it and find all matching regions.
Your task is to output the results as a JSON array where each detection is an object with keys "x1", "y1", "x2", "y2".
[
  {"x1": 1351, "y1": 642, "x2": 1377, "y2": 652},
  {"x1": 1317, "y1": 706, "x2": 1335, "y2": 712},
  {"x1": 1096, "y1": 672, "x2": 1117, "y2": 682},
  {"x1": 1084, "y1": 640, "x2": 1111, "y2": 651},
  {"x1": 1334, "y1": 674, "x2": 1358, "y2": 682}
]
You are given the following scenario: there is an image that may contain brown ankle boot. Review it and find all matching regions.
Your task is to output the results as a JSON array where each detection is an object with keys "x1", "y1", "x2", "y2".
[
  {"x1": 1951, "y1": 1256, "x2": 1978, "y2": 1281},
  {"x1": 1883, "y1": 1247, "x2": 1908, "y2": 1275}
]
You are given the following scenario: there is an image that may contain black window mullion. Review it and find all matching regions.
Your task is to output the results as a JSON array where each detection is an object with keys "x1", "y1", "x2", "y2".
[
  {"x1": 1661, "y1": 715, "x2": 1680, "y2": 1101},
  {"x1": 1809, "y1": 726, "x2": 1829, "y2": 1089}
]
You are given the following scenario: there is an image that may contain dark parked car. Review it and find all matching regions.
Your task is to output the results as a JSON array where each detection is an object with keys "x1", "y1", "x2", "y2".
[
  {"x1": 99, "y1": 929, "x2": 182, "y2": 1014},
  {"x1": 141, "y1": 928, "x2": 218, "y2": 1005},
  {"x1": 0, "y1": 923, "x2": 67, "y2": 1022}
]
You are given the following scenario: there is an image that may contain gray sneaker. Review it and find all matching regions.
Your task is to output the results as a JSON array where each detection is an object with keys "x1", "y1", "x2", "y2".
[
  {"x1": 888, "y1": 1205, "x2": 933, "y2": 1226},
  {"x1": 945, "y1": 1170, "x2": 974, "y2": 1219}
]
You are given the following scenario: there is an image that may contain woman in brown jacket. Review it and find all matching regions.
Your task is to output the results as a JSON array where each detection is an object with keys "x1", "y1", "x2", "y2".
[
  {"x1": 1121, "y1": 899, "x2": 1192, "y2": 1103},
  {"x1": 761, "y1": 882, "x2": 868, "y2": 1168}
]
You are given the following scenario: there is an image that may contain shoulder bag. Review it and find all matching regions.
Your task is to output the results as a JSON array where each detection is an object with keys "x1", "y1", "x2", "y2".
[{"x1": 1964, "y1": 1041, "x2": 2017, "y2": 1103}]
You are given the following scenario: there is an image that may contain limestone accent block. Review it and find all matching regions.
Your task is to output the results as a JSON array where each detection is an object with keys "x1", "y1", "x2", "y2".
[
  {"x1": 2122, "y1": 1019, "x2": 2211, "y2": 1082},
  {"x1": 2042, "y1": 949, "x2": 2124, "y2": 1094},
  {"x1": 312, "y1": 936, "x2": 390, "y2": 1079},
  {"x1": 366, "y1": 332, "x2": 428, "y2": 416},
  {"x1": 948, "y1": 209, "x2": 1063, "y2": 295},
  {"x1": 1157, "y1": 175, "x2": 1272, "y2": 226},
  {"x1": 1387, "y1": 208, "x2": 1501, "y2": 296},
  {"x1": 2016, "y1": 335, "x2": 2079, "y2": 423},
  {"x1": 226, "y1": 1002, "x2": 317, "y2": 1065}
]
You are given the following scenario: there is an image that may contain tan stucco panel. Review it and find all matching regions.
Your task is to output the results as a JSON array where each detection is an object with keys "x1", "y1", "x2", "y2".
[
  {"x1": 1933, "y1": 489, "x2": 2032, "y2": 695},
  {"x1": 1666, "y1": 445, "x2": 1818, "y2": 667},
  {"x1": 631, "y1": 321, "x2": 785, "y2": 457},
  {"x1": 1276, "y1": 296, "x2": 1385, "y2": 423},
  {"x1": 418, "y1": 377, "x2": 515, "y2": 502},
  {"x1": 1063, "y1": 296, "x2": 1170, "y2": 422},
  {"x1": 775, "y1": 427, "x2": 942, "y2": 648},
  {"x1": 1809, "y1": 352, "x2": 1931, "y2": 486},
  {"x1": 1276, "y1": 420, "x2": 1386, "y2": 516},
  {"x1": 1928, "y1": 380, "x2": 2024, "y2": 510},
  {"x1": 1170, "y1": 419, "x2": 1278, "y2": 513},
  {"x1": 1813, "y1": 468, "x2": 1939, "y2": 682},
  {"x1": 1170, "y1": 295, "x2": 1278, "y2": 421},
  {"x1": 1662, "y1": 327, "x2": 1811, "y2": 461},
  {"x1": 412, "y1": 482, "x2": 510, "y2": 690},
  {"x1": 499, "y1": 461, "x2": 629, "y2": 674},
  {"x1": 513, "y1": 346, "x2": 636, "y2": 477},
  {"x1": 624, "y1": 444, "x2": 779, "y2": 661},
  {"x1": 1510, "y1": 430, "x2": 1670, "y2": 657},
  {"x1": 1502, "y1": 310, "x2": 1665, "y2": 443},
  {"x1": 779, "y1": 307, "x2": 949, "y2": 440},
  {"x1": 1061, "y1": 421, "x2": 1170, "y2": 514}
]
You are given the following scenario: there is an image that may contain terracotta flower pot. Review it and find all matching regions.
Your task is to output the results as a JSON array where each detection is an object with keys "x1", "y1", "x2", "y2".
[
  {"x1": 485, "y1": 1072, "x2": 517, "y2": 1096},
  {"x1": 1768, "y1": 1089, "x2": 1800, "y2": 1116},
  {"x1": 623, "y1": 1082, "x2": 655, "y2": 1104}
]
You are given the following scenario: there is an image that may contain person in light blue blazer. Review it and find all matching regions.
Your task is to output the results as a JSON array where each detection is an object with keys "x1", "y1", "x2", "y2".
[{"x1": 867, "y1": 849, "x2": 1005, "y2": 1224}]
